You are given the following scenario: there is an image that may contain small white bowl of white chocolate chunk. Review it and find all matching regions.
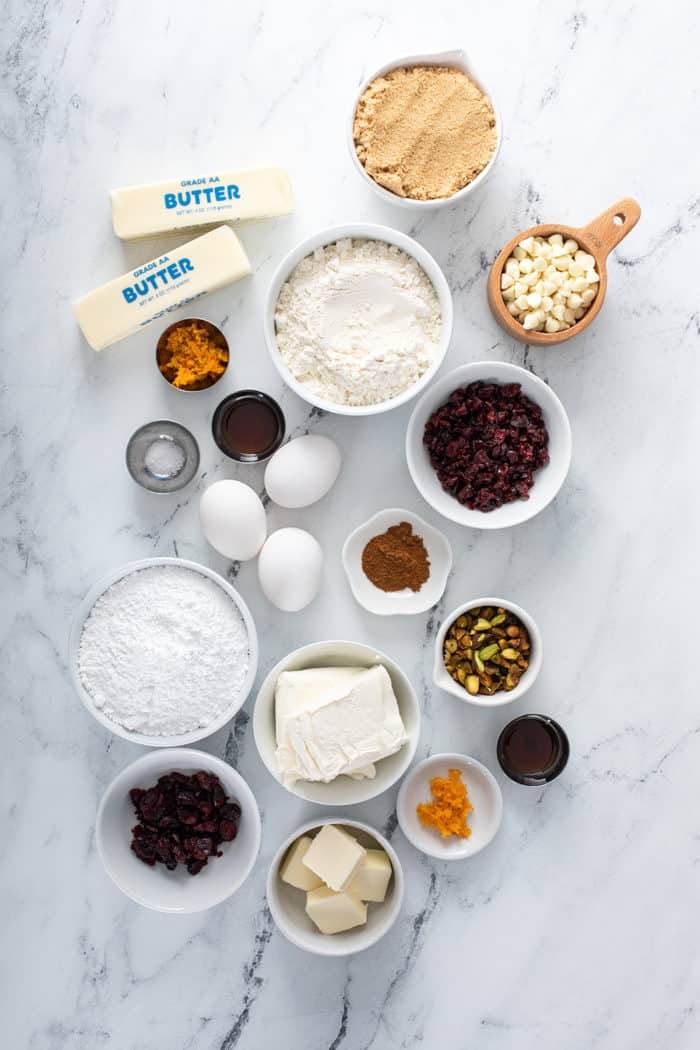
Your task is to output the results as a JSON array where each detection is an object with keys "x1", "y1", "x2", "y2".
[{"x1": 267, "y1": 818, "x2": 404, "y2": 955}]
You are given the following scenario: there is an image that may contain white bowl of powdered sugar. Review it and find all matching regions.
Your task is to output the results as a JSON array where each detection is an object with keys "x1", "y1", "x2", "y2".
[
  {"x1": 264, "y1": 223, "x2": 453, "y2": 415},
  {"x1": 70, "y1": 558, "x2": 258, "y2": 747}
]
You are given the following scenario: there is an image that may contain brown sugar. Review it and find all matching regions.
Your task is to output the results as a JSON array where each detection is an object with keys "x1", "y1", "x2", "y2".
[{"x1": 353, "y1": 65, "x2": 497, "y2": 201}]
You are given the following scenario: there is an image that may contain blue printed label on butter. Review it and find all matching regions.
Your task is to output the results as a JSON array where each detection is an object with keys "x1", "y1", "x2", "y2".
[
  {"x1": 164, "y1": 185, "x2": 240, "y2": 209},
  {"x1": 122, "y1": 256, "x2": 194, "y2": 304}
]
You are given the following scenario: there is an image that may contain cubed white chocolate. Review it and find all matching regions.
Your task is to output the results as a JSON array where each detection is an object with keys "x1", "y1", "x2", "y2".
[
  {"x1": 302, "y1": 825, "x2": 365, "y2": 891},
  {"x1": 346, "y1": 849, "x2": 393, "y2": 903},
  {"x1": 305, "y1": 886, "x2": 367, "y2": 935},
  {"x1": 280, "y1": 836, "x2": 323, "y2": 891}
]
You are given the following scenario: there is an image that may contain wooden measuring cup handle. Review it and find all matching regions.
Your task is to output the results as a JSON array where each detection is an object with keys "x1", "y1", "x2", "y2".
[{"x1": 580, "y1": 198, "x2": 641, "y2": 259}]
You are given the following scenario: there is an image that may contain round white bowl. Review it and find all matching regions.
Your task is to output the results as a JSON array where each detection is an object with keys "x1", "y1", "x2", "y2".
[
  {"x1": 253, "y1": 639, "x2": 420, "y2": 805},
  {"x1": 347, "y1": 49, "x2": 502, "y2": 211},
  {"x1": 433, "y1": 597, "x2": 542, "y2": 707},
  {"x1": 96, "y1": 748, "x2": 261, "y2": 913},
  {"x1": 267, "y1": 817, "x2": 404, "y2": 955},
  {"x1": 397, "y1": 753, "x2": 503, "y2": 860},
  {"x1": 406, "y1": 361, "x2": 572, "y2": 528},
  {"x1": 70, "y1": 558, "x2": 259, "y2": 747},
  {"x1": 342, "y1": 507, "x2": 452, "y2": 615},
  {"x1": 263, "y1": 223, "x2": 453, "y2": 416}
]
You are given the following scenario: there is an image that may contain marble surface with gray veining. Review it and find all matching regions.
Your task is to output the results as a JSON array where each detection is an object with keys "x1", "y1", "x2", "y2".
[{"x1": 2, "y1": 1, "x2": 699, "y2": 1047}]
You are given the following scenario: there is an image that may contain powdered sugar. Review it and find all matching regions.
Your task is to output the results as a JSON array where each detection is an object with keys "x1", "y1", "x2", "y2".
[
  {"x1": 77, "y1": 565, "x2": 250, "y2": 736},
  {"x1": 274, "y1": 238, "x2": 442, "y2": 406}
]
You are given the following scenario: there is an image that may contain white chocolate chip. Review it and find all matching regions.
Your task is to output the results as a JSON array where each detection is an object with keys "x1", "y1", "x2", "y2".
[
  {"x1": 502, "y1": 285, "x2": 516, "y2": 301},
  {"x1": 505, "y1": 259, "x2": 520, "y2": 279},
  {"x1": 549, "y1": 233, "x2": 563, "y2": 246},
  {"x1": 527, "y1": 292, "x2": 542, "y2": 308},
  {"x1": 513, "y1": 245, "x2": 526, "y2": 260},
  {"x1": 519, "y1": 237, "x2": 534, "y2": 254},
  {"x1": 581, "y1": 288, "x2": 596, "y2": 305},
  {"x1": 545, "y1": 317, "x2": 560, "y2": 333},
  {"x1": 507, "y1": 301, "x2": 521, "y2": 316},
  {"x1": 522, "y1": 311, "x2": 541, "y2": 330},
  {"x1": 568, "y1": 293, "x2": 583, "y2": 310},
  {"x1": 515, "y1": 294, "x2": 530, "y2": 311},
  {"x1": 519, "y1": 258, "x2": 534, "y2": 274},
  {"x1": 552, "y1": 304, "x2": 566, "y2": 321},
  {"x1": 541, "y1": 296, "x2": 554, "y2": 312},
  {"x1": 564, "y1": 238, "x2": 579, "y2": 254},
  {"x1": 501, "y1": 273, "x2": 514, "y2": 290}
]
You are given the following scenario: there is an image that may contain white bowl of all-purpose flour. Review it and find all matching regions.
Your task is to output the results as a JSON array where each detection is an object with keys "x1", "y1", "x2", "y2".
[
  {"x1": 69, "y1": 558, "x2": 258, "y2": 747},
  {"x1": 264, "y1": 223, "x2": 453, "y2": 415}
]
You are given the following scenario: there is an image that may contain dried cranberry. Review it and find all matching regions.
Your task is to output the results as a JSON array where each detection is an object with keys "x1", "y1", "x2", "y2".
[
  {"x1": 423, "y1": 380, "x2": 549, "y2": 511},
  {"x1": 128, "y1": 769, "x2": 241, "y2": 876}
]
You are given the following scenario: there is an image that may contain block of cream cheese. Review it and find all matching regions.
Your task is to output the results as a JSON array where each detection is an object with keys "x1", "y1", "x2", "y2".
[
  {"x1": 302, "y1": 825, "x2": 366, "y2": 891},
  {"x1": 111, "y1": 167, "x2": 293, "y2": 240},
  {"x1": 305, "y1": 886, "x2": 367, "y2": 935},
  {"x1": 72, "y1": 227, "x2": 251, "y2": 351},
  {"x1": 346, "y1": 849, "x2": 393, "y2": 903},
  {"x1": 280, "y1": 836, "x2": 323, "y2": 892},
  {"x1": 274, "y1": 665, "x2": 408, "y2": 786}
]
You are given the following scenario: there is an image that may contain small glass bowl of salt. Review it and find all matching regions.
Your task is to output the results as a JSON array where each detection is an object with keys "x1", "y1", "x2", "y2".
[{"x1": 126, "y1": 420, "x2": 200, "y2": 493}]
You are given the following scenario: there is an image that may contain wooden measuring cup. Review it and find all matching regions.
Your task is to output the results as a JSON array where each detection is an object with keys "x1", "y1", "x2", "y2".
[{"x1": 487, "y1": 198, "x2": 641, "y2": 345}]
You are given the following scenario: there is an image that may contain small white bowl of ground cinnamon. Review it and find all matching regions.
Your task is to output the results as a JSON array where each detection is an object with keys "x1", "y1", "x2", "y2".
[
  {"x1": 342, "y1": 508, "x2": 452, "y2": 615},
  {"x1": 349, "y1": 49, "x2": 501, "y2": 209}
]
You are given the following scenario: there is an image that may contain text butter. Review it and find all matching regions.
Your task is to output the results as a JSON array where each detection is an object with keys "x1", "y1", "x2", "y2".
[
  {"x1": 72, "y1": 227, "x2": 251, "y2": 352},
  {"x1": 110, "y1": 166, "x2": 293, "y2": 241}
]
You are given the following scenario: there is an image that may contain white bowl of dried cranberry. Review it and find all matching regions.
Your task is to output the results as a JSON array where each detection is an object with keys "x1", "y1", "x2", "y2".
[
  {"x1": 96, "y1": 749, "x2": 261, "y2": 913},
  {"x1": 405, "y1": 361, "x2": 572, "y2": 528}
]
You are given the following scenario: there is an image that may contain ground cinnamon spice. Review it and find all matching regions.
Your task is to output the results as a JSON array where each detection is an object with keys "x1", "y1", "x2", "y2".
[
  {"x1": 157, "y1": 320, "x2": 229, "y2": 390},
  {"x1": 417, "y1": 768, "x2": 473, "y2": 838},
  {"x1": 361, "y1": 521, "x2": 430, "y2": 592}
]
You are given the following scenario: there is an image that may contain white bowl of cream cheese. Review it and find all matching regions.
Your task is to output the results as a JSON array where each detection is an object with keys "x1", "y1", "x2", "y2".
[
  {"x1": 252, "y1": 639, "x2": 421, "y2": 805},
  {"x1": 264, "y1": 223, "x2": 453, "y2": 416}
]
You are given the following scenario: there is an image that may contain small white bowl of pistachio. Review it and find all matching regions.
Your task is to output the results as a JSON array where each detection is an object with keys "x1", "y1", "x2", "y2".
[{"x1": 433, "y1": 597, "x2": 542, "y2": 707}]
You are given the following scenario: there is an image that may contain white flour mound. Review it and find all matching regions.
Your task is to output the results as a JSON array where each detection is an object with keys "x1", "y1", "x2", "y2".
[
  {"x1": 77, "y1": 565, "x2": 250, "y2": 736},
  {"x1": 274, "y1": 238, "x2": 442, "y2": 406}
]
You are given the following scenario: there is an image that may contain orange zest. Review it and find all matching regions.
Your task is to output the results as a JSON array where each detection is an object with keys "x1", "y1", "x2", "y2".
[{"x1": 416, "y1": 768, "x2": 473, "y2": 838}]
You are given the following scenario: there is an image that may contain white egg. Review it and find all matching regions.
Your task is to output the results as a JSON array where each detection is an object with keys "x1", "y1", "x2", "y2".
[
  {"x1": 264, "y1": 435, "x2": 341, "y2": 509},
  {"x1": 199, "y1": 480, "x2": 266, "y2": 561},
  {"x1": 258, "y1": 528, "x2": 323, "y2": 612}
]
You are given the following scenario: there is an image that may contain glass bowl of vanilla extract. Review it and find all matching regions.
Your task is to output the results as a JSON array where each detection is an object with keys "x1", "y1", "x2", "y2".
[{"x1": 212, "y1": 390, "x2": 286, "y2": 463}]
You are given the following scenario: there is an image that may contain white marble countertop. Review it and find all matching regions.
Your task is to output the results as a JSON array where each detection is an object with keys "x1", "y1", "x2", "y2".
[{"x1": 4, "y1": 1, "x2": 699, "y2": 1047}]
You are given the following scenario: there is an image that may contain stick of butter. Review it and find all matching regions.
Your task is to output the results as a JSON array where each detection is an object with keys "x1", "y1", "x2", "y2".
[
  {"x1": 346, "y1": 849, "x2": 393, "y2": 903},
  {"x1": 72, "y1": 227, "x2": 251, "y2": 351},
  {"x1": 302, "y1": 825, "x2": 366, "y2": 892},
  {"x1": 110, "y1": 167, "x2": 293, "y2": 241},
  {"x1": 280, "y1": 836, "x2": 324, "y2": 892},
  {"x1": 305, "y1": 886, "x2": 367, "y2": 935}
]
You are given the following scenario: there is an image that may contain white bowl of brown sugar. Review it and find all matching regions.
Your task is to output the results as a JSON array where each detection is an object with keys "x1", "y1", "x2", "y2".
[
  {"x1": 348, "y1": 49, "x2": 502, "y2": 209},
  {"x1": 342, "y1": 508, "x2": 452, "y2": 615}
]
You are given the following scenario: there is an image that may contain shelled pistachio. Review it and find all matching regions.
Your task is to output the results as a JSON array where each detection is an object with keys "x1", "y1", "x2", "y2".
[{"x1": 442, "y1": 605, "x2": 531, "y2": 696}]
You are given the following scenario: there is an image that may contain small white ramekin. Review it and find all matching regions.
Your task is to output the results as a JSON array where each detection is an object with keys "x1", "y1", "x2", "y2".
[
  {"x1": 267, "y1": 816, "x2": 404, "y2": 956},
  {"x1": 433, "y1": 597, "x2": 543, "y2": 708},
  {"x1": 347, "y1": 49, "x2": 502, "y2": 210},
  {"x1": 264, "y1": 222, "x2": 453, "y2": 416}
]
